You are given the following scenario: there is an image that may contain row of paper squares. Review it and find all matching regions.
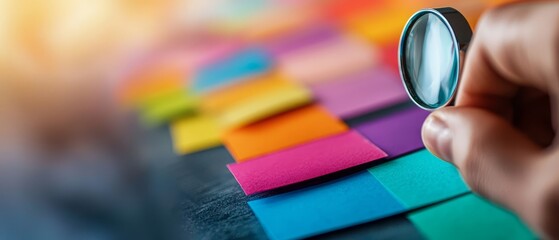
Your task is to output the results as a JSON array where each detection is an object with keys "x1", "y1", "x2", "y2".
[
  {"x1": 113, "y1": 5, "x2": 415, "y2": 140},
  {"x1": 169, "y1": 63, "x2": 409, "y2": 155},
  {"x1": 248, "y1": 149, "x2": 535, "y2": 240},
  {"x1": 115, "y1": 0, "x2": 497, "y2": 129},
  {"x1": 181, "y1": 0, "x2": 416, "y2": 42},
  {"x1": 117, "y1": 0, "x2": 497, "y2": 101},
  {"x1": 177, "y1": 136, "x2": 534, "y2": 240},
  {"x1": 190, "y1": 22, "x2": 384, "y2": 92},
  {"x1": 150, "y1": 2, "x2": 528, "y2": 240},
  {"x1": 180, "y1": 0, "x2": 497, "y2": 46},
  {"x1": 169, "y1": 73, "x2": 407, "y2": 155},
  {"x1": 123, "y1": 18, "x2": 438, "y2": 239},
  {"x1": 117, "y1": 20, "x2": 404, "y2": 129},
  {"x1": 217, "y1": 92, "x2": 456, "y2": 237},
  {"x1": 168, "y1": 103, "x2": 430, "y2": 196},
  {"x1": 117, "y1": 1, "x2": 526, "y2": 240},
  {"x1": 170, "y1": 104, "x2": 428, "y2": 194},
  {"x1": 219, "y1": 101, "x2": 535, "y2": 239},
  {"x1": 190, "y1": 0, "x2": 499, "y2": 44},
  {"x1": 121, "y1": 12, "x2": 403, "y2": 113},
  {"x1": 226, "y1": 106, "x2": 429, "y2": 195}
]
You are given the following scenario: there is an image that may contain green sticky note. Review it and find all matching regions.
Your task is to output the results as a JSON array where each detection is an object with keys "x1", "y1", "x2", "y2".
[
  {"x1": 368, "y1": 149, "x2": 469, "y2": 209},
  {"x1": 138, "y1": 89, "x2": 198, "y2": 126},
  {"x1": 408, "y1": 194, "x2": 536, "y2": 240}
]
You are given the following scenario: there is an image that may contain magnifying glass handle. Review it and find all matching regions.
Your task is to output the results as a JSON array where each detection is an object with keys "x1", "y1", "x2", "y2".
[{"x1": 437, "y1": 7, "x2": 472, "y2": 51}]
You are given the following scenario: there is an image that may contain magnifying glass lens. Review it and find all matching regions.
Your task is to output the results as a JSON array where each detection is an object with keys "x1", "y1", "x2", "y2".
[{"x1": 403, "y1": 12, "x2": 459, "y2": 109}]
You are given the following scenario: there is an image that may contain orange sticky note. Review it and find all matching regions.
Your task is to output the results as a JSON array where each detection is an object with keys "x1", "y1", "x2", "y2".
[
  {"x1": 240, "y1": 5, "x2": 318, "y2": 40},
  {"x1": 322, "y1": 0, "x2": 389, "y2": 22},
  {"x1": 346, "y1": 6, "x2": 414, "y2": 45},
  {"x1": 118, "y1": 66, "x2": 185, "y2": 107},
  {"x1": 223, "y1": 105, "x2": 348, "y2": 162},
  {"x1": 202, "y1": 74, "x2": 312, "y2": 128}
]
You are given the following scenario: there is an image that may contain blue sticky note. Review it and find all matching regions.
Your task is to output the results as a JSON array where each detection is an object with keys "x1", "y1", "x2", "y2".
[
  {"x1": 248, "y1": 171, "x2": 406, "y2": 240},
  {"x1": 368, "y1": 149, "x2": 470, "y2": 209},
  {"x1": 193, "y1": 48, "x2": 271, "y2": 92}
]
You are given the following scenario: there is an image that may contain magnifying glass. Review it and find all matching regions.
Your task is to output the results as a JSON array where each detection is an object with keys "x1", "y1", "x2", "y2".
[{"x1": 399, "y1": 7, "x2": 472, "y2": 110}]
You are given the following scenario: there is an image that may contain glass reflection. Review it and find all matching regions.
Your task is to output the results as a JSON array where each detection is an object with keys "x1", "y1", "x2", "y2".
[{"x1": 405, "y1": 13, "x2": 458, "y2": 108}]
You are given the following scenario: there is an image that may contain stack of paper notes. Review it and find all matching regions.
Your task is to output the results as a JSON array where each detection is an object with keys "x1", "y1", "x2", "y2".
[{"x1": 115, "y1": 0, "x2": 535, "y2": 239}]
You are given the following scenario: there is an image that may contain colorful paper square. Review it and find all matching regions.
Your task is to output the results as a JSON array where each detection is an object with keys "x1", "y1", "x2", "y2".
[
  {"x1": 409, "y1": 194, "x2": 535, "y2": 240},
  {"x1": 228, "y1": 131, "x2": 387, "y2": 195},
  {"x1": 278, "y1": 36, "x2": 377, "y2": 83},
  {"x1": 310, "y1": 67, "x2": 408, "y2": 119},
  {"x1": 368, "y1": 149, "x2": 469, "y2": 209},
  {"x1": 170, "y1": 114, "x2": 222, "y2": 154},
  {"x1": 355, "y1": 107, "x2": 429, "y2": 158},
  {"x1": 202, "y1": 74, "x2": 312, "y2": 129},
  {"x1": 193, "y1": 47, "x2": 271, "y2": 92},
  {"x1": 249, "y1": 171, "x2": 406, "y2": 240},
  {"x1": 223, "y1": 105, "x2": 347, "y2": 162},
  {"x1": 138, "y1": 89, "x2": 198, "y2": 126},
  {"x1": 262, "y1": 23, "x2": 340, "y2": 58}
]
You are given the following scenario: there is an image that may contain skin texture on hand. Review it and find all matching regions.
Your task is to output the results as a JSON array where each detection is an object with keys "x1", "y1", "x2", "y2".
[{"x1": 422, "y1": 1, "x2": 559, "y2": 239}]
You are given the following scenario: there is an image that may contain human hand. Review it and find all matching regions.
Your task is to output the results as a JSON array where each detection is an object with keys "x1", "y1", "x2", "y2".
[{"x1": 421, "y1": 1, "x2": 559, "y2": 239}]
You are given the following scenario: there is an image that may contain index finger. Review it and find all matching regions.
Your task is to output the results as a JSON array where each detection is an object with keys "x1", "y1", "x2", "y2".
[{"x1": 456, "y1": 1, "x2": 559, "y2": 117}]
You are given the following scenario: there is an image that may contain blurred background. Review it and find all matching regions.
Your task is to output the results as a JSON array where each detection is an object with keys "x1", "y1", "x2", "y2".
[{"x1": 0, "y1": 0, "x2": 513, "y2": 239}]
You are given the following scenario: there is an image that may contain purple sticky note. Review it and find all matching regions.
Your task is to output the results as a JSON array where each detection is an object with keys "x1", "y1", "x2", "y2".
[
  {"x1": 310, "y1": 67, "x2": 408, "y2": 119},
  {"x1": 227, "y1": 131, "x2": 387, "y2": 195},
  {"x1": 262, "y1": 23, "x2": 340, "y2": 58},
  {"x1": 355, "y1": 107, "x2": 430, "y2": 158}
]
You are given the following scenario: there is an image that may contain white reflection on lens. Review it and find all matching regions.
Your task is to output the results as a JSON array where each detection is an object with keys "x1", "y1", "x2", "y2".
[{"x1": 405, "y1": 13, "x2": 457, "y2": 108}]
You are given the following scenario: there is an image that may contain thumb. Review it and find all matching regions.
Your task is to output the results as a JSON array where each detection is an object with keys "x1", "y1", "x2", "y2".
[{"x1": 422, "y1": 106, "x2": 542, "y2": 212}]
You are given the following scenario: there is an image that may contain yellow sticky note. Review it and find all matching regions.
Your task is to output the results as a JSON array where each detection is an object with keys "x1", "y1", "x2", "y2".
[
  {"x1": 202, "y1": 74, "x2": 312, "y2": 129},
  {"x1": 170, "y1": 114, "x2": 222, "y2": 154}
]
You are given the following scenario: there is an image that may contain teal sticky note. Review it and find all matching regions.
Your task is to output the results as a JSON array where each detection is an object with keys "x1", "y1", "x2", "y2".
[
  {"x1": 193, "y1": 47, "x2": 271, "y2": 92},
  {"x1": 249, "y1": 171, "x2": 406, "y2": 240},
  {"x1": 368, "y1": 149, "x2": 469, "y2": 209},
  {"x1": 408, "y1": 194, "x2": 536, "y2": 240}
]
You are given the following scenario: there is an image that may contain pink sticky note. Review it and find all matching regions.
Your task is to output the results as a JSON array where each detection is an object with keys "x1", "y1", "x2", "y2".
[
  {"x1": 262, "y1": 22, "x2": 340, "y2": 58},
  {"x1": 309, "y1": 67, "x2": 408, "y2": 118},
  {"x1": 185, "y1": 40, "x2": 243, "y2": 69},
  {"x1": 227, "y1": 131, "x2": 387, "y2": 195},
  {"x1": 278, "y1": 36, "x2": 377, "y2": 84}
]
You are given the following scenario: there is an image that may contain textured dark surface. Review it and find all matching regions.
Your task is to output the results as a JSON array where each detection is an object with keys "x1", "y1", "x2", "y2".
[
  {"x1": 310, "y1": 215, "x2": 424, "y2": 240},
  {"x1": 169, "y1": 146, "x2": 268, "y2": 240},
  {"x1": 0, "y1": 121, "x2": 183, "y2": 240}
]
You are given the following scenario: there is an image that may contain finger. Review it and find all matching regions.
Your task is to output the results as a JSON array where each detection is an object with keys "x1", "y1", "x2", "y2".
[
  {"x1": 513, "y1": 88, "x2": 555, "y2": 147},
  {"x1": 534, "y1": 152, "x2": 559, "y2": 240},
  {"x1": 422, "y1": 107, "x2": 542, "y2": 213},
  {"x1": 457, "y1": 1, "x2": 559, "y2": 118}
]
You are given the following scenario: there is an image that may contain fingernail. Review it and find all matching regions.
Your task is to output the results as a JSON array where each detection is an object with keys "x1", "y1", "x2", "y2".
[{"x1": 422, "y1": 114, "x2": 453, "y2": 161}]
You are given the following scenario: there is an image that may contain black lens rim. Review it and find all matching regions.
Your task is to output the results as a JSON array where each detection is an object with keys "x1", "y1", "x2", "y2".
[{"x1": 398, "y1": 7, "x2": 472, "y2": 110}]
